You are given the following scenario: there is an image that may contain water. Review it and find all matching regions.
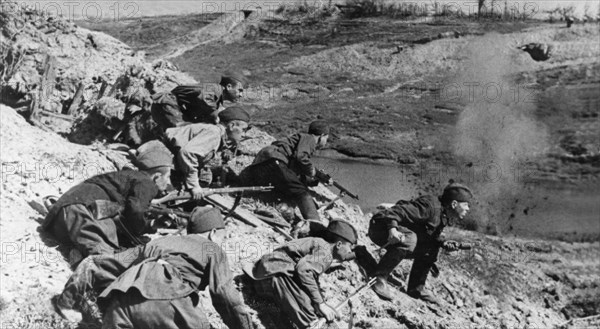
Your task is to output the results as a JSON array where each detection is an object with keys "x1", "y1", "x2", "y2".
[
  {"x1": 313, "y1": 154, "x2": 600, "y2": 240},
  {"x1": 312, "y1": 154, "x2": 421, "y2": 212},
  {"x1": 8, "y1": 0, "x2": 599, "y2": 20}
]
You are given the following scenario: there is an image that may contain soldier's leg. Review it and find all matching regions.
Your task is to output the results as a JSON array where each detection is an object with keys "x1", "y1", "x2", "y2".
[
  {"x1": 270, "y1": 275, "x2": 319, "y2": 329},
  {"x1": 369, "y1": 223, "x2": 417, "y2": 301},
  {"x1": 248, "y1": 160, "x2": 319, "y2": 221},
  {"x1": 56, "y1": 247, "x2": 144, "y2": 315},
  {"x1": 370, "y1": 224, "x2": 417, "y2": 278},
  {"x1": 53, "y1": 205, "x2": 120, "y2": 265},
  {"x1": 103, "y1": 290, "x2": 209, "y2": 329},
  {"x1": 407, "y1": 245, "x2": 440, "y2": 304}
]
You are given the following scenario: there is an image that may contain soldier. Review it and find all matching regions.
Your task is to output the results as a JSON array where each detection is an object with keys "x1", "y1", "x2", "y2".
[
  {"x1": 161, "y1": 106, "x2": 251, "y2": 199},
  {"x1": 42, "y1": 148, "x2": 173, "y2": 265},
  {"x1": 54, "y1": 207, "x2": 255, "y2": 329},
  {"x1": 368, "y1": 182, "x2": 473, "y2": 303},
  {"x1": 151, "y1": 72, "x2": 247, "y2": 127},
  {"x1": 242, "y1": 120, "x2": 331, "y2": 223},
  {"x1": 243, "y1": 220, "x2": 358, "y2": 329}
]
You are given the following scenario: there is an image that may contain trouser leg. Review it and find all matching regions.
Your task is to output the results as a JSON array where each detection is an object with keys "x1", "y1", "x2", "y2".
[
  {"x1": 245, "y1": 160, "x2": 320, "y2": 221},
  {"x1": 269, "y1": 275, "x2": 318, "y2": 329},
  {"x1": 50, "y1": 205, "x2": 121, "y2": 265},
  {"x1": 102, "y1": 290, "x2": 208, "y2": 329},
  {"x1": 369, "y1": 223, "x2": 417, "y2": 278},
  {"x1": 407, "y1": 246, "x2": 439, "y2": 294},
  {"x1": 57, "y1": 247, "x2": 144, "y2": 310}
]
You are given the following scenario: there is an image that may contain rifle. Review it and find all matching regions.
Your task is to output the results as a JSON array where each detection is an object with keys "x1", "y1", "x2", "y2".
[
  {"x1": 151, "y1": 186, "x2": 274, "y2": 205},
  {"x1": 146, "y1": 204, "x2": 190, "y2": 230},
  {"x1": 310, "y1": 277, "x2": 377, "y2": 328},
  {"x1": 316, "y1": 169, "x2": 359, "y2": 200}
]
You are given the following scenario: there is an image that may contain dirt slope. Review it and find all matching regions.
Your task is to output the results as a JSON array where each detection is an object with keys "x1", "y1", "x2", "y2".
[
  {"x1": 1, "y1": 5, "x2": 599, "y2": 329},
  {"x1": 1, "y1": 103, "x2": 599, "y2": 329}
]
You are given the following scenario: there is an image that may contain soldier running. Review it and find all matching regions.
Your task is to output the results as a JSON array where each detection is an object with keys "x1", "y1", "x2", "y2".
[
  {"x1": 54, "y1": 206, "x2": 255, "y2": 329},
  {"x1": 368, "y1": 182, "x2": 473, "y2": 304},
  {"x1": 242, "y1": 120, "x2": 331, "y2": 224},
  {"x1": 42, "y1": 148, "x2": 173, "y2": 265},
  {"x1": 243, "y1": 220, "x2": 358, "y2": 329}
]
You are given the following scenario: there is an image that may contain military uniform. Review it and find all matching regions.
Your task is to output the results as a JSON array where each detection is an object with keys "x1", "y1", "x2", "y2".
[
  {"x1": 159, "y1": 107, "x2": 250, "y2": 191},
  {"x1": 243, "y1": 133, "x2": 320, "y2": 221},
  {"x1": 151, "y1": 84, "x2": 225, "y2": 128},
  {"x1": 57, "y1": 234, "x2": 253, "y2": 329},
  {"x1": 42, "y1": 169, "x2": 160, "y2": 262},
  {"x1": 164, "y1": 123, "x2": 226, "y2": 190},
  {"x1": 369, "y1": 195, "x2": 447, "y2": 297},
  {"x1": 245, "y1": 237, "x2": 334, "y2": 328}
]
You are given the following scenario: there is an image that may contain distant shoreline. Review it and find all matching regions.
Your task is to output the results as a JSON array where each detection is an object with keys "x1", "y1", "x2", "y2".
[{"x1": 6, "y1": 0, "x2": 599, "y2": 22}]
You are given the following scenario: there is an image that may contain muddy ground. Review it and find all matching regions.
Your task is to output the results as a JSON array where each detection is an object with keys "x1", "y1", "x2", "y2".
[{"x1": 1, "y1": 5, "x2": 599, "y2": 329}]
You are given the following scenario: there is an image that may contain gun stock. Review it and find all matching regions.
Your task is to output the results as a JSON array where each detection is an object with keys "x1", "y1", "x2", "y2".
[{"x1": 152, "y1": 186, "x2": 274, "y2": 205}]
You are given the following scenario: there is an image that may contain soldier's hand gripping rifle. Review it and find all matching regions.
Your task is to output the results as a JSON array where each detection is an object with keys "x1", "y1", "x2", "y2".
[
  {"x1": 310, "y1": 277, "x2": 377, "y2": 329},
  {"x1": 151, "y1": 186, "x2": 274, "y2": 205},
  {"x1": 315, "y1": 169, "x2": 359, "y2": 205}
]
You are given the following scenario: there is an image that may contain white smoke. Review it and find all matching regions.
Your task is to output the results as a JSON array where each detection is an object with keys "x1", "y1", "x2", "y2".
[{"x1": 451, "y1": 33, "x2": 549, "y2": 233}]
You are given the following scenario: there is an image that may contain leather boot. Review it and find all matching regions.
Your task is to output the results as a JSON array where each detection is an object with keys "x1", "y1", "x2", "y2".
[
  {"x1": 372, "y1": 277, "x2": 396, "y2": 301},
  {"x1": 407, "y1": 289, "x2": 441, "y2": 305},
  {"x1": 296, "y1": 193, "x2": 320, "y2": 221}
]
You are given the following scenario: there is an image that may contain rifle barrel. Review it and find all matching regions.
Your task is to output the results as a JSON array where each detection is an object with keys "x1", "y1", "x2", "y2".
[
  {"x1": 333, "y1": 181, "x2": 359, "y2": 200},
  {"x1": 310, "y1": 277, "x2": 377, "y2": 328}
]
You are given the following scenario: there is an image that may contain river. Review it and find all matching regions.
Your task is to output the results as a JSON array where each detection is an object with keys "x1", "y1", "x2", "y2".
[{"x1": 313, "y1": 153, "x2": 600, "y2": 241}]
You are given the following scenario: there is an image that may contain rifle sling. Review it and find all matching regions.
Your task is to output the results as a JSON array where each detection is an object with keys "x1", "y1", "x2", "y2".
[{"x1": 223, "y1": 192, "x2": 243, "y2": 221}]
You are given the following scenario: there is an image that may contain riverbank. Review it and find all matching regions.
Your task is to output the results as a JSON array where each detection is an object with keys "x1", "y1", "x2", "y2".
[
  {"x1": 81, "y1": 11, "x2": 599, "y2": 182},
  {"x1": 78, "y1": 9, "x2": 600, "y2": 242},
  {"x1": 1, "y1": 4, "x2": 599, "y2": 328}
]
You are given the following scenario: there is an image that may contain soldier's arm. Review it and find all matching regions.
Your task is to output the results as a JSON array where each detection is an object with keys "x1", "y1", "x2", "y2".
[
  {"x1": 386, "y1": 196, "x2": 436, "y2": 229},
  {"x1": 294, "y1": 241, "x2": 333, "y2": 305},
  {"x1": 295, "y1": 135, "x2": 317, "y2": 176},
  {"x1": 208, "y1": 249, "x2": 253, "y2": 329}
]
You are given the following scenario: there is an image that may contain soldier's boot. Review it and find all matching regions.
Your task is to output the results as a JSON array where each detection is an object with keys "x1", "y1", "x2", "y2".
[
  {"x1": 52, "y1": 295, "x2": 83, "y2": 323},
  {"x1": 296, "y1": 193, "x2": 320, "y2": 222},
  {"x1": 372, "y1": 276, "x2": 396, "y2": 301},
  {"x1": 54, "y1": 257, "x2": 103, "y2": 323},
  {"x1": 372, "y1": 247, "x2": 408, "y2": 301},
  {"x1": 407, "y1": 289, "x2": 441, "y2": 305},
  {"x1": 406, "y1": 258, "x2": 441, "y2": 305}
]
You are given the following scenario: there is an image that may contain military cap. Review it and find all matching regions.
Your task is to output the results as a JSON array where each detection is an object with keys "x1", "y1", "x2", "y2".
[
  {"x1": 135, "y1": 148, "x2": 173, "y2": 171},
  {"x1": 439, "y1": 182, "x2": 473, "y2": 204},
  {"x1": 308, "y1": 120, "x2": 330, "y2": 136},
  {"x1": 219, "y1": 106, "x2": 250, "y2": 123},
  {"x1": 188, "y1": 206, "x2": 225, "y2": 234},
  {"x1": 220, "y1": 71, "x2": 248, "y2": 86},
  {"x1": 327, "y1": 220, "x2": 358, "y2": 244}
]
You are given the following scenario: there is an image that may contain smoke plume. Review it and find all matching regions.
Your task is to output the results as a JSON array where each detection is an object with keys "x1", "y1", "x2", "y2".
[{"x1": 451, "y1": 33, "x2": 549, "y2": 233}]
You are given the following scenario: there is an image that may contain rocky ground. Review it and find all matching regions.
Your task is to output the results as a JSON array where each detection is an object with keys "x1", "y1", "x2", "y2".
[{"x1": 1, "y1": 3, "x2": 599, "y2": 329}]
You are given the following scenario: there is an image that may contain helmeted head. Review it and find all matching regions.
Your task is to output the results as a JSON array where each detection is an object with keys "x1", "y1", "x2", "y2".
[
  {"x1": 308, "y1": 120, "x2": 330, "y2": 149},
  {"x1": 188, "y1": 206, "x2": 226, "y2": 243},
  {"x1": 439, "y1": 181, "x2": 473, "y2": 223},
  {"x1": 219, "y1": 106, "x2": 251, "y2": 145},
  {"x1": 135, "y1": 148, "x2": 173, "y2": 192},
  {"x1": 220, "y1": 72, "x2": 247, "y2": 102},
  {"x1": 326, "y1": 220, "x2": 358, "y2": 262}
]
